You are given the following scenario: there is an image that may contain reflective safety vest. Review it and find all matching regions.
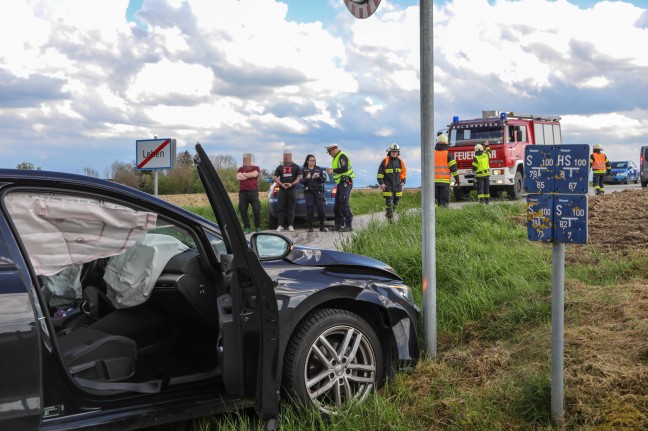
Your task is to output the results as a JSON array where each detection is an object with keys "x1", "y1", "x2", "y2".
[
  {"x1": 332, "y1": 151, "x2": 354, "y2": 184},
  {"x1": 434, "y1": 150, "x2": 451, "y2": 183},
  {"x1": 591, "y1": 152, "x2": 607, "y2": 173},
  {"x1": 473, "y1": 153, "x2": 490, "y2": 177}
]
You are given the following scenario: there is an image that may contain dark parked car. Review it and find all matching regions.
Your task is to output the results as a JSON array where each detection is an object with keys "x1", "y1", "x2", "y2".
[
  {"x1": 603, "y1": 160, "x2": 639, "y2": 184},
  {"x1": 0, "y1": 144, "x2": 419, "y2": 431},
  {"x1": 267, "y1": 170, "x2": 336, "y2": 229}
]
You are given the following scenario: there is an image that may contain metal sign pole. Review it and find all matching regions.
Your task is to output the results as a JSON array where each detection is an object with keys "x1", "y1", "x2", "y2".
[
  {"x1": 420, "y1": 0, "x2": 436, "y2": 357},
  {"x1": 551, "y1": 242, "x2": 565, "y2": 424}
]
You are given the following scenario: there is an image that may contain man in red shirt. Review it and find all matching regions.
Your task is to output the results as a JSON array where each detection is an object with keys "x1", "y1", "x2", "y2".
[{"x1": 236, "y1": 153, "x2": 261, "y2": 233}]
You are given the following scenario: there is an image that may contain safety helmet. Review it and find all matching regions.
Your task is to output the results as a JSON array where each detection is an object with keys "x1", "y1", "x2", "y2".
[
  {"x1": 387, "y1": 143, "x2": 400, "y2": 153},
  {"x1": 475, "y1": 144, "x2": 483, "y2": 152},
  {"x1": 437, "y1": 134, "x2": 448, "y2": 145},
  {"x1": 593, "y1": 144, "x2": 603, "y2": 150}
]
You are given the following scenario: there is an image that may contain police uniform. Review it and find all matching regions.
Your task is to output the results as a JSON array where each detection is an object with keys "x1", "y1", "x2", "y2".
[
  {"x1": 301, "y1": 165, "x2": 327, "y2": 231},
  {"x1": 327, "y1": 145, "x2": 354, "y2": 231}
]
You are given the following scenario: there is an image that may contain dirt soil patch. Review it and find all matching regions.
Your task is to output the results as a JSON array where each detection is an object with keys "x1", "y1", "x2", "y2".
[{"x1": 586, "y1": 189, "x2": 648, "y2": 253}]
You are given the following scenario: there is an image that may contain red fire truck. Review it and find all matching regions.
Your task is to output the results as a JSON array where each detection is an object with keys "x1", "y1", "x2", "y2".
[{"x1": 446, "y1": 111, "x2": 562, "y2": 200}]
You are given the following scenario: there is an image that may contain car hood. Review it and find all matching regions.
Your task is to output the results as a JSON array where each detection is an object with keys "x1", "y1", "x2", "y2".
[
  {"x1": 285, "y1": 245, "x2": 401, "y2": 280},
  {"x1": 610, "y1": 168, "x2": 629, "y2": 174}
]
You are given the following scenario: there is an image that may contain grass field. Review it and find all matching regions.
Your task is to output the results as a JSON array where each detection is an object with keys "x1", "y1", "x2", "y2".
[{"x1": 163, "y1": 193, "x2": 647, "y2": 430}]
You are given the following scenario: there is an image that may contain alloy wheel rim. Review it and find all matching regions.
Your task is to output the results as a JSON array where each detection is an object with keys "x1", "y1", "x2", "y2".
[{"x1": 303, "y1": 324, "x2": 376, "y2": 414}]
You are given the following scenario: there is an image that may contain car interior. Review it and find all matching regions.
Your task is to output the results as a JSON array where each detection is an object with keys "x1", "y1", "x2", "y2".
[{"x1": 5, "y1": 191, "x2": 229, "y2": 395}]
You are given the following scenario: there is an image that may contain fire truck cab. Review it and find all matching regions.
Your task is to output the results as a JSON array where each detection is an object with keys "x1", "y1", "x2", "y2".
[{"x1": 447, "y1": 111, "x2": 562, "y2": 200}]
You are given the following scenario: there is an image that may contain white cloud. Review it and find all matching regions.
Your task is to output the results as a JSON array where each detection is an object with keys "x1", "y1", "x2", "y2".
[{"x1": 1, "y1": 0, "x2": 648, "y2": 185}]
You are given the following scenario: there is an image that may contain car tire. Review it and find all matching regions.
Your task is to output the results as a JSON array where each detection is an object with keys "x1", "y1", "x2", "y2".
[
  {"x1": 268, "y1": 213, "x2": 278, "y2": 230},
  {"x1": 507, "y1": 171, "x2": 523, "y2": 200},
  {"x1": 453, "y1": 186, "x2": 472, "y2": 202},
  {"x1": 283, "y1": 308, "x2": 383, "y2": 414}
]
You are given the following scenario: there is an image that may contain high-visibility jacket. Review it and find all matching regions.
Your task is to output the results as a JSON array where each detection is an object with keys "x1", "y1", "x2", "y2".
[
  {"x1": 434, "y1": 149, "x2": 459, "y2": 184},
  {"x1": 377, "y1": 156, "x2": 406, "y2": 188},
  {"x1": 332, "y1": 151, "x2": 354, "y2": 184},
  {"x1": 472, "y1": 152, "x2": 490, "y2": 177},
  {"x1": 590, "y1": 152, "x2": 610, "y2": 174}
]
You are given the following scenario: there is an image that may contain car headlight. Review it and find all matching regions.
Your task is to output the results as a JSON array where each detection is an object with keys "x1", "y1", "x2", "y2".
[
  {"x1": 389, "y1": 285, "x2": 414, "y2": 304},
  {"x1": 492, "y1": 169, "x2": 504, "y2": 176}
]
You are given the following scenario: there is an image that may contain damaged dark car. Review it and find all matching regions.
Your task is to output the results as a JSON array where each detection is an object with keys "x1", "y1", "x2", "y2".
[{"x1": 0, "y1": 144, "x2": 419, "y2": 430}]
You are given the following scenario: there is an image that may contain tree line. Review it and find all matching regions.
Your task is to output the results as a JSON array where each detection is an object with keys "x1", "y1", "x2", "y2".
[{"x1": 15, "y1": 151, "x2": 273, "y2": 195}]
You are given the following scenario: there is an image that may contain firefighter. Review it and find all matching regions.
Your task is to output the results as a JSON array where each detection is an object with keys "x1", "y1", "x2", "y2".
[
  {"x1": 472, "y1": 144, "x2": 491, "y2": 204},
  {"x1": 434, "y1": 134, "x2": 459, "y2": 207},
  {"x1": 590, "y1": 143, "x2": 611, "y2": 195},
  {"x1": 377, "y1": 143, "x2": 406, "y2": 222},
  {"x1": 301, "y1": 154, "x2": 328, "y2": 232}
]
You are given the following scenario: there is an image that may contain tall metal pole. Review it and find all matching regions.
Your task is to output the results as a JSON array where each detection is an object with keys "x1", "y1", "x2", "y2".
[
  {"x1": 551, "y1": 242, "x2": 565, "y2": 424},
  {"x1": 420, "y1": 0, "x2": 436, "y2": 357}
]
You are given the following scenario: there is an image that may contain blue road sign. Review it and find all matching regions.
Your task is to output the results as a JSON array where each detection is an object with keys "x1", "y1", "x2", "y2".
[
  {"x1": 553, "y1": 194, "x2": 588, "y2": 244},
  {"x1": 524, "y1": 145, "x2": 555, "y2": 193},
  {"x1": 553, "y1": 145, "x2": 589, "y2": 194},
  {"x1": 527, "y1": 194, "x2": 553, "y2": 242}
]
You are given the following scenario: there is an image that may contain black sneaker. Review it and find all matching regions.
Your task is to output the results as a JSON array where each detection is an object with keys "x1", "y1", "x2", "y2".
[
  {"x1": 308, "y1": 227, "x2": 314, "y2": 232},
  {"x1": 340, "y1": 225, "x2": 353, "y2": 232},
  {"x1": 334, "y1": 225, "x2": 342, "y2": 232}
]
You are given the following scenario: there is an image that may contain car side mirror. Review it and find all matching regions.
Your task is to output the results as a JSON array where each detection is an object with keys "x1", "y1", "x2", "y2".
[{"x1": 250, "y1": 232, "x2": 293, "y2": 261}]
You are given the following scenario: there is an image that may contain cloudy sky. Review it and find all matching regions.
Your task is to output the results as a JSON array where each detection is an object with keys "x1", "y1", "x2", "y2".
[{"x1": 1, "y1": 0, "x2": 647, "y2": 187}]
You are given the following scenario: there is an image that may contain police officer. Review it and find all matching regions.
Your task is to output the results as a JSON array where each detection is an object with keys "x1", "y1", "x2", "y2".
[
  {"x1": 325, "y1": 144, "x2": 354, "y2": 232},
  {"x1": 301, "y1": 154, "x2": 328, "y2": 232},
  {"x1": 472, "y1": 143, "x2": 490, "y2": 204},
  {"x1": 434, "y1": 134, "x2": 459, "y2": 207},
  {"x1": 377, "y1": 143, "x2": 406, "y2": 222},
  {"x1": 272, "y1": 151, "x2": 302, "y2": 232},
  {"x1": 590, "y1": 143, "x2": 611, "y2": 195}
]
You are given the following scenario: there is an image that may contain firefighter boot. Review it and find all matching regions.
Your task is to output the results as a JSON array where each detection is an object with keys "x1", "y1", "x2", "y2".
[
  {"x1": 308, "y1": 223, "x2": 314, "y2": 233},
  {"x1": 320, "y1": 222, "x2": 328, "y2": 232}
]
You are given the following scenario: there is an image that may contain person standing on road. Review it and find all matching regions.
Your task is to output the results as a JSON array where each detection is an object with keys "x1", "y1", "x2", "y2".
[
  {"x1": 325, "y1": 144, "x2": 354, "y2": 232},
  {"x1": 301, "y1": 154, "x2": 328, "y2": 233},
  {"x1": 236, "y1": 153, "x2": 261, "y2": 233},
  {"x1": 434, "y1": 134, "x2": 460, "y2": 207},
  {"x1": 590, "y1": 143, "x2": 611, "y2": 195},
  {"x1": 272, "y1": 151, "x2": 302, "y2": 232},
  {"x1": 472, "y1": 143, "x2": 490, "y2": 204},
  {"x1": 377, "y1": 143, "x2": 406, "y2": 222}
]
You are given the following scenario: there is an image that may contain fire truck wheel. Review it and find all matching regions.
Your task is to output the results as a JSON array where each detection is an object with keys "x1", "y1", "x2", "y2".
[
  {"x1": 491, "y1": 189, "x2": 502, "y2": 198},
  {"x1": 507, "y1": 171, "x2": 523, "y2": 200},
  {"x1": 453, "y1": 187, "x2": 471, "y2": 202}
]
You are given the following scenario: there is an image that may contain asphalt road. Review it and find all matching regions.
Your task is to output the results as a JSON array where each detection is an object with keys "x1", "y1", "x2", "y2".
[{"x1": 263, "y1": 182, "x2": 645, "y2": 252}]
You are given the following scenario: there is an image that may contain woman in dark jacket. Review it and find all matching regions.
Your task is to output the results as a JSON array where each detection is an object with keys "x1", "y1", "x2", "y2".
[{"x1": 301, "y1": 154, "x2": 328, "y2": 232}]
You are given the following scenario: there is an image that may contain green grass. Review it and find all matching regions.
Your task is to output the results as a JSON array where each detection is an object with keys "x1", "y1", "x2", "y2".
[{"x1": 178, "y1": 197, "x2": 647, "y2": 430}]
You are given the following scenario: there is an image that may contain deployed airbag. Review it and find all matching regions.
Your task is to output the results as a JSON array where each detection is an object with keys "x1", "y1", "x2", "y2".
[
  {"x1": 103, "y1": 234, "x2": 189, "y2": 308},
  {"x1": 5, "y1": 193, "x2": 157, "y2": 276}
]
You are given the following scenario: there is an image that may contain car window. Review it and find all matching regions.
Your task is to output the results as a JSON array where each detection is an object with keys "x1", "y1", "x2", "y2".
[{"x1": 4, "y1": 191, "x2": 196, "y2": 310}]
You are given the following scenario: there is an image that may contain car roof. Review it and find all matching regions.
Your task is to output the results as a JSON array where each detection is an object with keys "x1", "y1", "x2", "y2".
[{"x1": 0, "y1": 169, "x2": 216, "y2": 225}]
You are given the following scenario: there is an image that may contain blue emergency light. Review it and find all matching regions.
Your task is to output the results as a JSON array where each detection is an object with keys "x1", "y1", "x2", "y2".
[
  {"x1": 500, "y1": 112, "x2": 507, "y2": 120},
  {"x1": 452, "y1": 116, "x2": 459, "y2": 122}
]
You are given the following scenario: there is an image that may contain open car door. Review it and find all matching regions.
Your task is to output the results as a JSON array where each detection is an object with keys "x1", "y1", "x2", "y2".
[{"x1": 193, "y1": 144, "x2": 280, "y2": 424}]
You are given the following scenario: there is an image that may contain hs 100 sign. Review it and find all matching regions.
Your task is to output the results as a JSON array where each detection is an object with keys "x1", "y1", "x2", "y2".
[{"x1": 524, "y1": 145, "x2": 589, "y2": 194}]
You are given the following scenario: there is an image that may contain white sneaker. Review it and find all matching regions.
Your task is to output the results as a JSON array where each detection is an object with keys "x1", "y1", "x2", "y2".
[
  {"x1": 288, "y1": 225, "x2": 294, "y2": 232},
  {"x1": 276, "y1": 226, "x2": 284, "y2": 232}
]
